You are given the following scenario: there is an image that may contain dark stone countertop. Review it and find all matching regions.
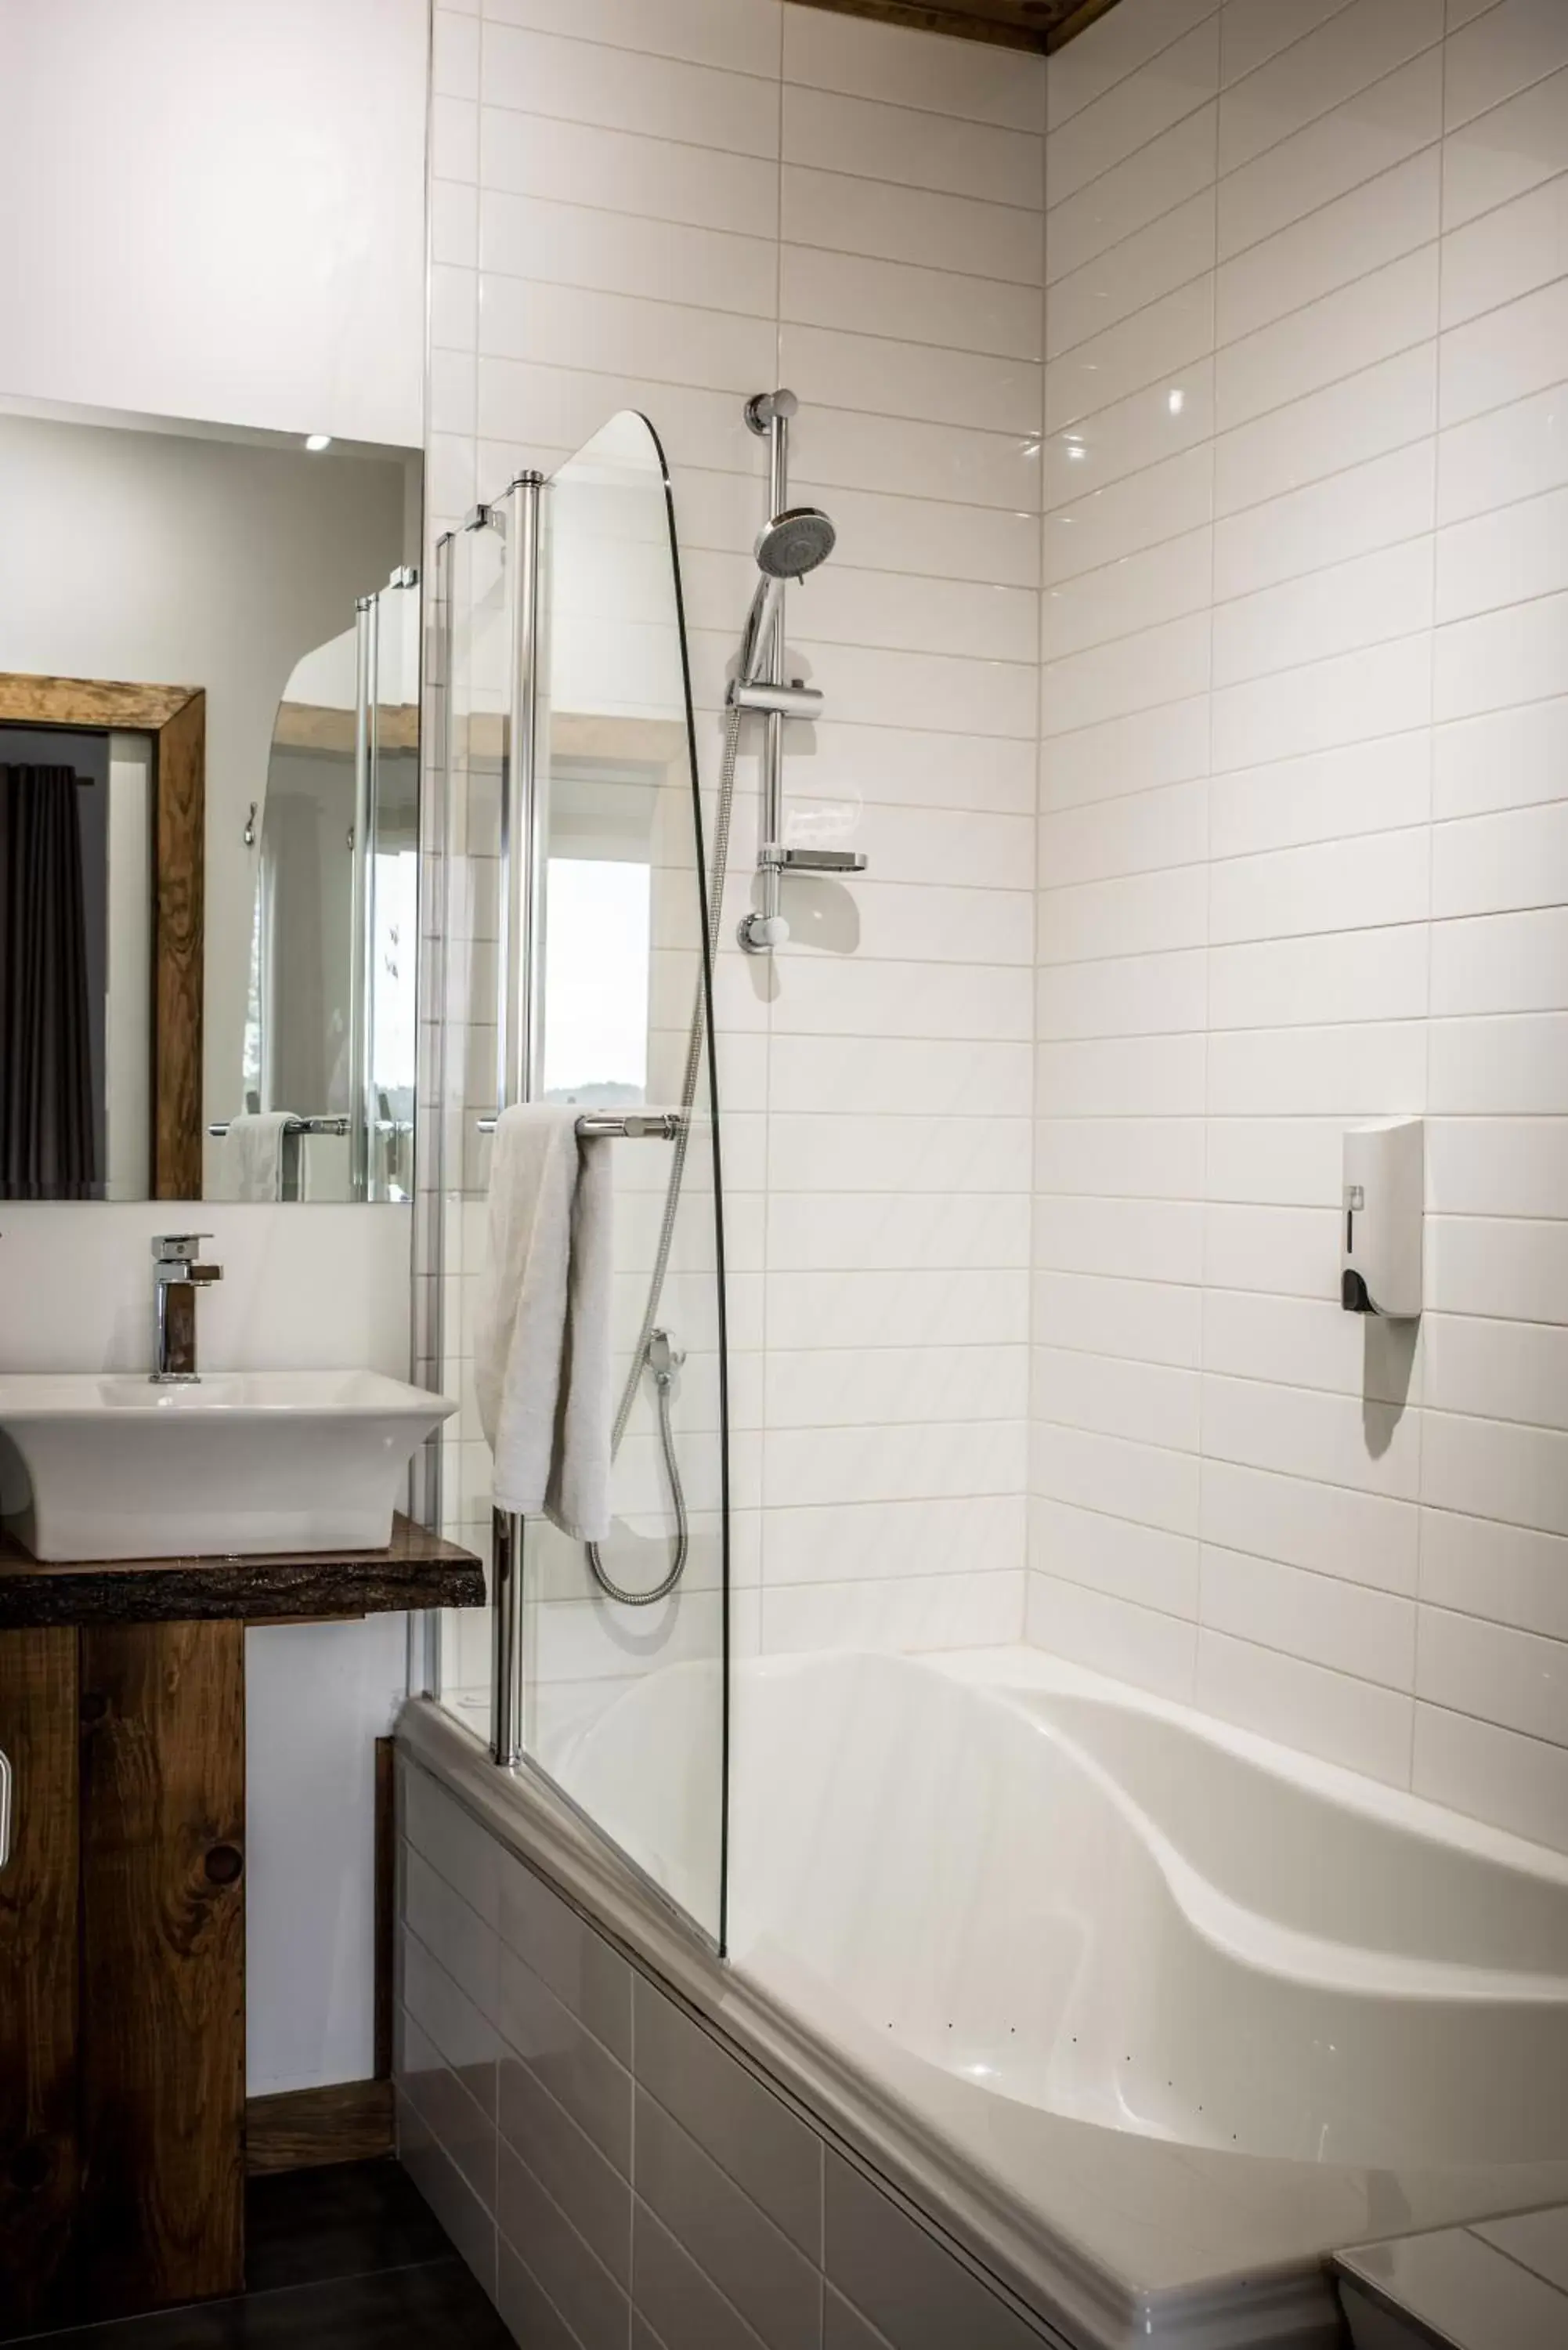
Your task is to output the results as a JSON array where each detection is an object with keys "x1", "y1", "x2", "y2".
[{"x1": 0, "y1": 1513, "x2": 486, "y2": 1628}]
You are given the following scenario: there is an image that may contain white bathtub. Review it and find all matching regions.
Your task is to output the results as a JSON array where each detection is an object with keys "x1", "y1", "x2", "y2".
[{"x1": 540, "y1": 1644, "x2": 1568, "y2": 2348}]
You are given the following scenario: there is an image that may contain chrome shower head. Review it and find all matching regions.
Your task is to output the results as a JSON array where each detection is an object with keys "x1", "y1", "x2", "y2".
[
  {"x1": 755, "y1": 505, "x2": 836, "y2": 583},
  {"x1": 737, "y1": 507, "x2": 836, "y2": 683}
]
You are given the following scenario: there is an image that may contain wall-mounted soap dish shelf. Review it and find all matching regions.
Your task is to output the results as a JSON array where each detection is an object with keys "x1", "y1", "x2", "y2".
[{"x1": 760, "y1": 845, "x2": 867, "y2": 873}]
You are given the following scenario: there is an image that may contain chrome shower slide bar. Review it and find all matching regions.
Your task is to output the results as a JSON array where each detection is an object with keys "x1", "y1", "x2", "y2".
[{"x1": 475, "y1": 1111, "x2": 685, "y2": 1141}]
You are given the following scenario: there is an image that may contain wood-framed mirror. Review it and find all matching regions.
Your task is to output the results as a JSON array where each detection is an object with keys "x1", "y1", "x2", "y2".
[{"x1": 0, "y1": 407, "x2": 422, "y2": 1206}]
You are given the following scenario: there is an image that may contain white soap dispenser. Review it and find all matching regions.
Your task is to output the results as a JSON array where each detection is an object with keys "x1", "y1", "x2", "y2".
[{"x1": 1341, "y1": 1118, "x2": 1423, "y2": 1319}]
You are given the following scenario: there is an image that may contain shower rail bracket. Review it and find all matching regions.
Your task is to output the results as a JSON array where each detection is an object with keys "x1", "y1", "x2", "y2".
[{"x1": 728, "y1": 678, "x2": 822, "y2": 718}]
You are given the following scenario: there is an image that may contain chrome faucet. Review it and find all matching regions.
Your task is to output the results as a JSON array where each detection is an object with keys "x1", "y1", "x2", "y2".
[{"x1": 151, "y1": 1234, "x2": 223, "y2": 1383}]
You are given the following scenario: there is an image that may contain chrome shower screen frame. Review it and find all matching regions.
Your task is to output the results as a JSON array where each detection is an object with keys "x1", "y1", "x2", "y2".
[
  {"x1": 415, "y1": 413, "x2": 733, "y2": 1954},
  {"x1": 490, "y1": 468, "x2": 548, "y2": 1780}
]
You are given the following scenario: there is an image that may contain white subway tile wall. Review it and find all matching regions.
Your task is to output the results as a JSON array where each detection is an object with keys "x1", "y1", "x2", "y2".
[
  {"x1": 1032, "y1": 0, "x2": 1568, "y2": 1853},
  {"x1": 427, "y1": 0, "x2": 1042, "y2": 1685},
  {"x1": 422, "y1": 0, "x2": 1566, "y2": 1861}
]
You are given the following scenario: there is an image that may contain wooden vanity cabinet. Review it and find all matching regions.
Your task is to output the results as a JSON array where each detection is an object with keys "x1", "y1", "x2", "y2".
[
  {"x1": 0, "y1": 1621, "x2": 245, "y2": 2332},
  {"x1": 0, "y1": 1625, "x2": 81, "y2": 2332},
  {"x1": 0, "y1": 1521, "x2": 482, "y2": 2334}
]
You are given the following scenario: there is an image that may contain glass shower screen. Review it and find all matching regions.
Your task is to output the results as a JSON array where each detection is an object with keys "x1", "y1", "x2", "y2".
[{"x1": 435, "y1": 414, "x2": 731, "y2": 1950}]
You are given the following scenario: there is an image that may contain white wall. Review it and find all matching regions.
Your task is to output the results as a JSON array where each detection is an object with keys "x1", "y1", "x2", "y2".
[
  {"x1": 0, "y1": 413, "x2": 408, "y2": 1167},
  {"x1": 0, "y1": 0, "x2": 435, "y2": 2098},
  {"x1": 1030, "y1": 0, "x2": 1568, "y2": 1855},
  {"x1": 0, "y1": 1204, "x2": 410, "y2": 1375},
  {"x1": 0, "y1": 0, "x2": 427, "y2": 448},
  {"x1": 246, "y1": 1615, "x2": 409, "y2": 2093},
  {"x1": 0, "y1": 1201, "x2": 414, "y2": 2092},
  {"x1": 428, "y1": 0, "x2": 1043, "y2": 1680}
]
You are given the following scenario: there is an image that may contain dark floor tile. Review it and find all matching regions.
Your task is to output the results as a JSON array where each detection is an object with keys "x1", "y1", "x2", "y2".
[
  {"x1": 25, "y1": 2258, "x2": 514, "y2": 2349},
  {"x1": 244, "y1": 2160, "x2": 453, "y2": 2292}
]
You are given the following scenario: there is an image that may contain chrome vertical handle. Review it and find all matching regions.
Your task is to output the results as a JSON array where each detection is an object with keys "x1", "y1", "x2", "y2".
[
  {"x1": 0, "y1": 1746, "x2": 12, "y2": 1872},
  {"x1": 491, "y1": 470, "x2": 549, "y2": 1773},
  {"x1": 411, "y1": 530, "x2": 457, "y2": 1643},
  {"x1": 499, "y1": 472, "x2": 548, "y2": 1123},
  {"x1": 491, "y1": 1508, "x2": 525, "y2": 1773},
  {"x1": 349, "y1": 591, "x2": 378, "y2": 1200}
]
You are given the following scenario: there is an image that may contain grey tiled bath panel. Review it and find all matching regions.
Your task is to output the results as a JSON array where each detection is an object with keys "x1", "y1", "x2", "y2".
[{"x1": 396, "y1": 1757, "x2": 1067, "y2": 2350}]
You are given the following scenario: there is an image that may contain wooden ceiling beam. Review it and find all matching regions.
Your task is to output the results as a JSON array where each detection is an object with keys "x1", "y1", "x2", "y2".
[{"x1": 786, "y1": 0, "x2": 1122, "y2": 55}]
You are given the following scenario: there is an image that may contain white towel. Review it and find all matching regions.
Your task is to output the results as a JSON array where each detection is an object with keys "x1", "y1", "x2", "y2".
[
  {"x1": 475, "y1": 1104, "x2": 614, "y2": 1542},
  {"x1": 225, "y1": 1110, "x2": 294, "y2": 1202}
]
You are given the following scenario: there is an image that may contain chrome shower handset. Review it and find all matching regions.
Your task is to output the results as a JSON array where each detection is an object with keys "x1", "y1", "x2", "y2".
[
  {"x1": 736, "y1": 571, "x2": 783, "y2": 687},
  {"x1": 737, "y1": 509, "x2": 836, "y2": 686}
]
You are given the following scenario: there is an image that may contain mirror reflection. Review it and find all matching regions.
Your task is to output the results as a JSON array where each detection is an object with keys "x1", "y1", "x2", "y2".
[
  {"x1": 0, "y1": 410, "x2": 422, "y2": 1202},
  {"x1": 229, "y1": 574, "x2": 420, "y2": 1201}
]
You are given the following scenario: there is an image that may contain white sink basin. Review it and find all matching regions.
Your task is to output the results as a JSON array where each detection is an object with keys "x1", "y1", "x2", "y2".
[{"x1": 0, "y1": 1370, "x2": 457, "y2": 1560}]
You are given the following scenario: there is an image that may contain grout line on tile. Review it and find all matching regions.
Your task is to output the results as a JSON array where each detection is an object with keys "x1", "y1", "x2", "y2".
[
  {"x1": 480, "y1": 17, "x2": 782, "y2": 99},
  {"x1": 1220, "y1": 20, "x2": 1443, "y2": 174},
  {"x1": 1047, "y1": 2, "x2": 1222, "y2": 140}
]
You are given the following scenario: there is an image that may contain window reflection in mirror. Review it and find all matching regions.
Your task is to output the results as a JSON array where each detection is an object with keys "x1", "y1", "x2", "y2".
[
  {"x1": 0, "y1": 407, "x2": 421, "y2": 1203},
  {"x1": 537, "y1": 413, "x2": 698, "y2": 1131},
  {"x1": 542, "y1": 818, "x2": 653, "y2": 1111}
]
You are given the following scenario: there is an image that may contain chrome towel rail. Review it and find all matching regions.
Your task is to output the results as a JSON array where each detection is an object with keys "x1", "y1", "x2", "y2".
[
  {"x1": 206, "y1": 1115, "x2": 352, "y2": 1138},
  {"x1": 475, "y1": 1110, "x2": 684, "y2": 1141}
]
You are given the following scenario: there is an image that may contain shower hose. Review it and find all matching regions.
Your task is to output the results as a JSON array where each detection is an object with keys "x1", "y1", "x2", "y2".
[{"x1": 585, "y1": 700, "x2": 742, "y2": 1606}]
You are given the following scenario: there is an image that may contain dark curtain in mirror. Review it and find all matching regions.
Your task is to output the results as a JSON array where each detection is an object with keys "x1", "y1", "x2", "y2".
[{"x1": 0, "y1": 765, "x2": 97, "y2": 1198}]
